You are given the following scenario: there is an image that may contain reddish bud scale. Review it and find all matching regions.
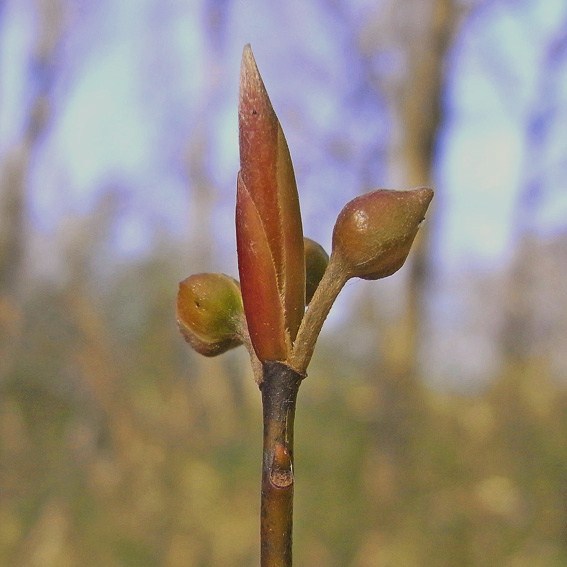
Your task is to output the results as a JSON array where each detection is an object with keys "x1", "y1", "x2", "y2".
[{"x1": 236, "y1": 173, "x2": 288, "y2": 360}]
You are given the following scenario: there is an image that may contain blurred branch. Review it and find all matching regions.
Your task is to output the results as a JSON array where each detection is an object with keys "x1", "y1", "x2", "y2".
[
  {"x1": 515, "y1": 21, "x2": 567, "y2": 234},
  {"x1": 0, "y1": 0, "x2": 67, "y2": 290}
]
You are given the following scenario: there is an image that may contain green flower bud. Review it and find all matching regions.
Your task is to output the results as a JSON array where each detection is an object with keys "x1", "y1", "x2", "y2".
[
  {"x1": 332, "y1": 187, "x2": 433, "y2": 280},
  {"x1": 176, "y1": 273, "x2": 244, "y2": 356},
  {"x1": 304, "y1": 237, "x2": 329, "y2": 304}
]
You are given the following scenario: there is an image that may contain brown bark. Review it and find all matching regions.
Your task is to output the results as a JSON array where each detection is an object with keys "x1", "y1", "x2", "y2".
[{"x1": 259, "y1": 362, "x2": 304, "y2": 567}]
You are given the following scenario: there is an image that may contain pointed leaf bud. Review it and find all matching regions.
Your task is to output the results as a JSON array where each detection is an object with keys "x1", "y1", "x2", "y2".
[
  {"x1": 304, "y1": 237, "x2": 329, "y2": 304},
  {"x1": 236, "y1": 44, "x2": 305, "y2": 362},
  {"x1": 176, "y1": 273, "x2": 244, "y2": 357},
  {"x1": 332, "y1": 188, "x2": 433, "y2": 280}
]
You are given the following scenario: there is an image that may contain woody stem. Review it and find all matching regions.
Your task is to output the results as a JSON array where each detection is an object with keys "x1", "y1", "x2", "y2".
[{"x1": 260, "y1": 361, "x2": 303, "y2": 566}]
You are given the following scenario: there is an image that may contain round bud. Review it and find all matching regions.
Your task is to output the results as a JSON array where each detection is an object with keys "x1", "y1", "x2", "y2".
[
  {"x1": 176, "y1": 273, "x2": 244, "y2": 356},
  {"x1": 304, "y1": 237, "x2": 329, "y2": 304},
  {"x1": 332, "y1": 188, "x2": 433, "y2": 280}
]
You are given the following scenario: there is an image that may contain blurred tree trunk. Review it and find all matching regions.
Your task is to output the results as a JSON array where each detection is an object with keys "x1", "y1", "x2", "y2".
[
  {"x1": 324, "y1": 0, "x2": 463, "y2": 379},
  {"x1": 351, "y1": 0, "x2": 465, "y2": 519},
  {"x1": 359, "y1": 0, "x2": 460, "y2": 469},
  {"x1": 0, "y1": 0, "x2": 66, "y2": 378},
  {"x1": 500, "y1": 21, "x2": 567, "y2": 365},
  {"x1": 385, "y1": 0, "x2": 459, "y2": 381}
]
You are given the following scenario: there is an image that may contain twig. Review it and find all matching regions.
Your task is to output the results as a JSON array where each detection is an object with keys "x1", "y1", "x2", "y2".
[{"x1": 259, "y1": 362, "x2": 304, "y2": 566}]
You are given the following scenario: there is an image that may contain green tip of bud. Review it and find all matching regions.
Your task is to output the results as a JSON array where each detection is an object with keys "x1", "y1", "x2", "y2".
[
  {"x1": 332, "y1": 187, "x2": 434, "y2": 280},
  {"x1": 176, "y1": 273, "x2": 244, "y2": 357},
  {"x1": 304, "y1": 237, "x2": 329, "y2": 304}
]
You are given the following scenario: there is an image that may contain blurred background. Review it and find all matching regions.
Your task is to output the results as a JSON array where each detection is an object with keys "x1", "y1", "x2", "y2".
[{"x1": 1, "y1": 0, "x2": 567, "y2": 565}]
